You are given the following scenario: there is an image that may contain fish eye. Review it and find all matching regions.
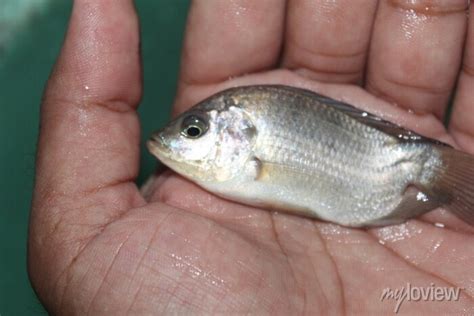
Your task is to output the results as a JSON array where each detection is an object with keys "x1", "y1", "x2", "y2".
[{"x1": 181, "y1": 114, "x2": 208, "y2": 139}]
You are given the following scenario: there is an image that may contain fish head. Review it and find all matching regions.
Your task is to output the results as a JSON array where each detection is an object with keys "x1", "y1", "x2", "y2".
[{"x1": 147, "y1": 95, "x2": 257, "y2": 183}]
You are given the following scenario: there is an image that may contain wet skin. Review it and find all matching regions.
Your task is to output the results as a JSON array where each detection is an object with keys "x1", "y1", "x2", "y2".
[{"x1": 29, "y1": 0, "x2": 474, "y2": 314}]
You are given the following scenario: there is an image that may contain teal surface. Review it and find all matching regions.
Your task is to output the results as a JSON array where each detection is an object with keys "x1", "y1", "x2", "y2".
[{"x1": 0, "y1": 1, "x2": 189, "y2": 314}]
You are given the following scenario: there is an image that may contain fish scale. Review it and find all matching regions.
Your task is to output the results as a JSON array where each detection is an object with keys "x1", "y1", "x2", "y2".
[
  {"x1": 255, "y1": 109, "x2": 413, "y2": 183},
  {"x1": 255, "y1": 136, "x2": 409, "y2": 221}
]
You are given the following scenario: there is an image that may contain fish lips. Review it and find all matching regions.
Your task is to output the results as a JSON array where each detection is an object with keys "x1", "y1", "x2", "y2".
[{"x1": 146, "y1": 132, "x2": 170, "y2": 158}]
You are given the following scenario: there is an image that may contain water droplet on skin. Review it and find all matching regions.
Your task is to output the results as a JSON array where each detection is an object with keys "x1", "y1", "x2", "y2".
[
  {"x1": 401, "y1": 9, "x2": 428, "y2": 40},
  {"x1": 190, "y1": 265, "x2": 202, "y2": 278},
  {"x1": 378, "y1": 239, "x2": 385, "y2": 245},
  {"x1": 77, "y1": 107, "x2": 90, "y2": 137},
  {"x1": 169, "y1": 252, "x2": 226, "y2": 286},
  {"x1": 84, "y1": 85, "x2": 90, "y2": 90},
  {"x1": 431, "y1": 239, "x2": 442, "y2": 252},
  {"x1": 377, "y1": 223, "x2": 423, "y2": 242},
  {"x1": 170, "y1": 253, "x2": 186, "y2": 269},
  {"x1": 319, "y1": 224, "x2": 349, "y2": 236},
  {"x1": 233, "y1": 1, "x2": 247, "y2": 16},
  {"x1": 318, "y1": 224, "x2": 361, "y2": 244},
  {"x1": 434, "y1": 222, "x2": 445, "y2": 228},
  {"x1": 361, "y1": 112, "x2": 368, "y2": 117}
]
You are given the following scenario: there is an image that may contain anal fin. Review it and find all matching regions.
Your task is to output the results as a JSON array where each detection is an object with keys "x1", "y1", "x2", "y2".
[{"x1": 366, "y1": 187, "x2": 440, "y2": 227}]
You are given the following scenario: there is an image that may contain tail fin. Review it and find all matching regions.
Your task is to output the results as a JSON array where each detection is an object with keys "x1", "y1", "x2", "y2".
[{"x1": 430, "y1": 146, "x2": 474, "y2": 225}]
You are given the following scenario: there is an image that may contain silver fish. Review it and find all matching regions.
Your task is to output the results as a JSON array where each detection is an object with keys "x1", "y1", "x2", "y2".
[{"x1": 147, "y1": 85, "x2": 474, "y2": 227}]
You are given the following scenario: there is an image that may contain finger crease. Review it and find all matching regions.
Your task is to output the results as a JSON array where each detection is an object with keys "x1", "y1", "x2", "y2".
[
  {"x1": 290, "y1": 66, "x2": 361, "y2": 76},
  {"x1": 287, "y1": 38, "x2": 366, "y2": 59},
  {"x1": 43, "y1": 95, "x2": 137, "y2": 114},
  {"x1": 462, "y1": 63, "x2": 474, "y2": 77},
  {"x1": 180, "y1": 63, "x2": 277, "y2": 87},
  {"x1": 88, "y1": 99, "x2": 137, "y2": 113},
  {"x1": 385, "y1": 77, "x2": 452, "y2": 96},
  {"x1": 366, "y1": 79, "x2": 443, "y2": 117},
  {"x1": 388, "y1": 0, "x2": 468, "y2": 16},
  {"x1": 82, "y1": 175, "x2": 138, "y2": 196},
  {"x1": 449, "y1": 124, "x2": 474, "y2": 146}
]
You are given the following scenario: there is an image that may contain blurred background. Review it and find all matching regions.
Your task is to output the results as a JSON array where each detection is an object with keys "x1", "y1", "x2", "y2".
[{"x1": 0, "y1": 0, "x2": 190, "y2": 314}]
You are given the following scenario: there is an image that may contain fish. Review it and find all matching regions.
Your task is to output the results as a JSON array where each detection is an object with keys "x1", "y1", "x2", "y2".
[{"x1": 147, "y1": 85, "x2": 474, "y2": 227}]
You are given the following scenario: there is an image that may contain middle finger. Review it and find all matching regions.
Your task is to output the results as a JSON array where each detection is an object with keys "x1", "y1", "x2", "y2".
[{"x1": 282, "y1": 0, "x2": 379, "y2": 84}]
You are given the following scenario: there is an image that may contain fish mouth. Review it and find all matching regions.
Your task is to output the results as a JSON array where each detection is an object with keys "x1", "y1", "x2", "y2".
[{"x1": 146, "y1": 132, "x2": 170, "y2": 158}]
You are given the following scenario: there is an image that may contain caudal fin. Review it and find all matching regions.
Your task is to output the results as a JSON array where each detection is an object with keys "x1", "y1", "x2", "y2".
[{"x1": 431, "y1": 146, "x2": 474, "y2": 225}]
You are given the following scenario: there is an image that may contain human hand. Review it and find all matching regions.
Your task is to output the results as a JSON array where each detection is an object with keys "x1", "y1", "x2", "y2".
[{"x1": 29, "y1": 0, "x2": 474, "y2": 314}]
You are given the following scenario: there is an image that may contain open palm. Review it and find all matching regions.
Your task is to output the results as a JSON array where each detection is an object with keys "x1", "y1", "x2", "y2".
[{"x1": 29, "y1": 0, "x2": 474, "y2": 314}]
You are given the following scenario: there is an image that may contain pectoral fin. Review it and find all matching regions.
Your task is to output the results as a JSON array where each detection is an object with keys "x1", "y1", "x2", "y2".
[{"x1": 254, "y1": 158, "x2": 316, "y2": 182}]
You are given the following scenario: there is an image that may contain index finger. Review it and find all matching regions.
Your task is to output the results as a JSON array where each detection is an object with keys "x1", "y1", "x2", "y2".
[{"x1": 174, "y1": 0, "x2": 286, "y2": 113}]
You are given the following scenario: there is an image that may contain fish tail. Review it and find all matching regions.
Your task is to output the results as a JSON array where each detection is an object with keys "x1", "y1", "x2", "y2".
[{"x1": 428, "y1": 146, "x2": 474, "y2": 225}]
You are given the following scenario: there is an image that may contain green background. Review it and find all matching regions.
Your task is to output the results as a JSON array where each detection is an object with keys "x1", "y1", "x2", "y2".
[{"x1": 0, "y1": 1, "x2": 189, "y2": 314}]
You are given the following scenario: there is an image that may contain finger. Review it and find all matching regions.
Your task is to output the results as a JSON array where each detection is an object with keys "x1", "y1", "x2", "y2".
[
  {"x1": 175, "y1": 0, "x2": 286, "y2": 113},
  {"x1": 366, "y1": 0, "x2": 468, "y2": 118},
  {"x1": 282, "y1": 0, "x2": 378, "y2": 84},
  {"x1": 32, "y1": 0, "x2": 144, "y2": 228},
  {"x1": 450, "y1": 5, "x2": 474, "y2": 154}
]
